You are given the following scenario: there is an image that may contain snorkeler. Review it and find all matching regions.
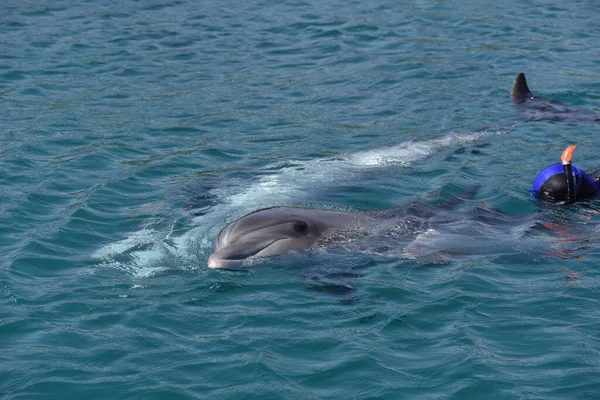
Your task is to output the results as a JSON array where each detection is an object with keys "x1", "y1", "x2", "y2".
[{"x1": 531, "y1": 145, "x2": 600, "y2": 204}]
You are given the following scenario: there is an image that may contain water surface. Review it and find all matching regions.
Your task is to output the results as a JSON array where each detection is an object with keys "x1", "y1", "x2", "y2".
[{"x1": 2, "y1": 0, "x2": 600, "y2": 398}]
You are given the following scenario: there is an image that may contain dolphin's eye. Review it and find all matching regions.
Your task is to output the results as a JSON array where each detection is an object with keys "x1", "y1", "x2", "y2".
[{"x1": 294, "y1": 221, "x2": 308, "y2": 235}]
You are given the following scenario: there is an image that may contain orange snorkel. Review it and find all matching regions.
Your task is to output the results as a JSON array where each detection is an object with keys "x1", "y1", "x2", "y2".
[{"x1": 561, "y1": 145, "x2": 576, "y2": 204}]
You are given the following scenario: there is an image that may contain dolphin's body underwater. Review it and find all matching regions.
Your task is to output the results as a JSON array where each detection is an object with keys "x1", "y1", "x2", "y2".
[{"x1": 511, "y1": 72, "x2": 600, "y2": 123}]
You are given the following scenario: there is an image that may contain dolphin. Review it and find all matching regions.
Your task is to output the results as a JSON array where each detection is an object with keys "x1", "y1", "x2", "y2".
[
  {"x1": 207, "y1": 194, "x2": 548, "y2": 269},
  {"x1": 511, "y1": 72, "x2": 600, "y2": 123}
]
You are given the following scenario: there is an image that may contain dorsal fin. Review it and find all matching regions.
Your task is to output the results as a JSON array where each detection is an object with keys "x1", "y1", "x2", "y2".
[{"x1": 510, "y1": 72, "x2": 534, "y2": 104}]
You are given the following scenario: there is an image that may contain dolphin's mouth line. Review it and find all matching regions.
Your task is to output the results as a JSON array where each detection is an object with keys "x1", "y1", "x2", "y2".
[
  {"x1": 233, "y1": 237, "x2": 284, "y2": 259},
  {"x1": 208, "y1": 237, "x2": 289, "y2": 268}
]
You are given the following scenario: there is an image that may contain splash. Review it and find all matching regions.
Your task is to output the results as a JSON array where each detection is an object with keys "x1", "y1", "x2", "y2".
[{"x1": 92, "y1": 218, "x2": 200, "y2": 278}]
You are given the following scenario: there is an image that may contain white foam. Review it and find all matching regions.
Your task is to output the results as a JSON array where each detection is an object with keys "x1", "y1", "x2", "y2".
[
  {"x1": 92, "y1": 227, "x2": 159, "y2": 259},
  {"x1": 349, "y1": 127, "x2": 510, "y2": 167},
  {"x1": 92, "y1": 219, "x2": 200, "y2": 278},
  {"x1": 195, "y1": 125, "x2": 512, "y2": 221}
]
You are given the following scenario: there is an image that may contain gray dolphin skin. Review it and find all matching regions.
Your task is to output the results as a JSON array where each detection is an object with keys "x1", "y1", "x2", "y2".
[
  {"x1": 511, "y1": 72, "x2": 600, "y2": 123},
  {"x1": 208, "y1": 206, "x2": 378, "y2": 269}
]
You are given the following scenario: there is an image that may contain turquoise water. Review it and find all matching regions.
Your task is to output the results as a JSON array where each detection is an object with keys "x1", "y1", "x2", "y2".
[{"x1": 2, "y1": 0, "x2": 600, "y2": 398}]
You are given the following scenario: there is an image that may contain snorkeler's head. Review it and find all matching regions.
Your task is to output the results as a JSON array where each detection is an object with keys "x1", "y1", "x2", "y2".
[{"x1": 531, "y1": 145, "x2": 600, "y2": 203}]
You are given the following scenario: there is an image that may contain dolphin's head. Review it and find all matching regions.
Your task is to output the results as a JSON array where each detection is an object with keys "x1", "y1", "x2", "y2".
[{"x1": 208, "y1": 207, "x2": 359, "y2": 269}]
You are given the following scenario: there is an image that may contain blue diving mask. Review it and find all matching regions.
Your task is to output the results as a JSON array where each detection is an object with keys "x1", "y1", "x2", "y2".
[{"x1": 531, "y1": 145, "x2": 600, "y2": 204}]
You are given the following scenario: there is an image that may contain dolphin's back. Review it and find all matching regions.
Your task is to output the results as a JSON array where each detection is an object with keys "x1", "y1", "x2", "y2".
[
  {"x1": 510, "y1": 72, "x2": 534, "y2": 104},
  {"x1": 510, "y1": 72, "x2": 600, "y2": 123}
]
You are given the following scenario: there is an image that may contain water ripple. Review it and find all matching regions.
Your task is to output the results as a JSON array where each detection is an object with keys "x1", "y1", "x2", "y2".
[{"x1": 2, "y1": 0, "x2": 600, "y2": 398}]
